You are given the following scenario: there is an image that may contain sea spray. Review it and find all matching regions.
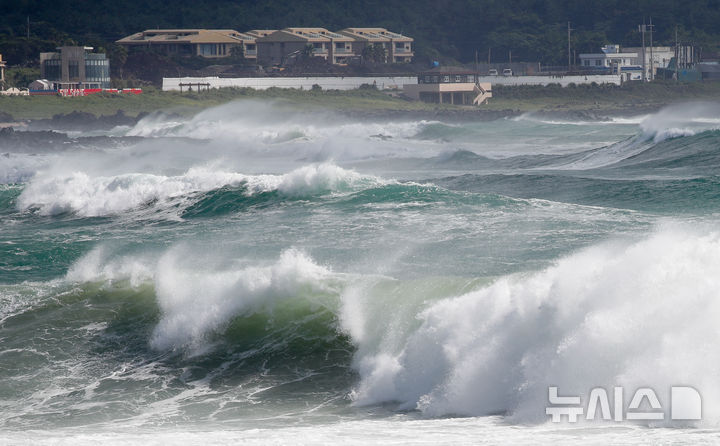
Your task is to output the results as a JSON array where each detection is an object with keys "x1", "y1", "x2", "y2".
[
  {"x1": 16, "y1": 163, "x2": 383, "y2": 216},
  {"x1": 346, "y1": 223, "x2": 720, "y2": 425}
]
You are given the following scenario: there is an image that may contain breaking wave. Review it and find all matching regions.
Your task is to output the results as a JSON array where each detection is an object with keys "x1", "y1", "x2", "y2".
[
  {"x1": 16, "y1": 163, "x2": 384, "y2": 216},
  {"x1": 9, "y1": 223, "x2": 714, "y2": 426}
]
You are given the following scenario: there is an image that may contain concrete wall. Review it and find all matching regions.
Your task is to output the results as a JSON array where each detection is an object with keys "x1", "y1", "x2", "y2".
[
  {"x1": 475, "y1": 74, "x2": 622, "y2": 86},
  {"x1": 163, "y1": 76, "x2": 417, "y2": 91}
]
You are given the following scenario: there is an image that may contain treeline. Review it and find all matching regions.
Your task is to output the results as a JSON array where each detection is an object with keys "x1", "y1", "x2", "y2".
[{"x1": 1, "y1": 0, "x2": 719, "y2": 66}]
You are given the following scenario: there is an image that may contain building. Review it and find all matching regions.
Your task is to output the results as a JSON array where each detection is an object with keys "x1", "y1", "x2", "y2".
[
  {"x1": 256, "y1": 27, "x2": 413, "y2": 66},
  {"x1": 403, "y1": 68, "x2": 492, "y2": 105},
  {"x1": 579, "y1": 45, "x2": 639, "y2": 73},
  {"x1": 0, "y1": 53, "x2": 6, "y2": 85},
  {"x1": 256, "y1": 28, "x2": 356, "y2": 66},
  {"x1": 116, "y1": 29, "x2": 253, "y2": 59},
  {"x1": 623, "y1": 46, "x2": 674, "y2": 80},
  {"x1": 580, "y1": 44, "x2": 676, "y2": 81},
  {"x1": 40, "y1": 46, "x2": 110, "y2": 89},
  {"x1": 338, "y1": 28, "x2": 413, "y2": 63}
]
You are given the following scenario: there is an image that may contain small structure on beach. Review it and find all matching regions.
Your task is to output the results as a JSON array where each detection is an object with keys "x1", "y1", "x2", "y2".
[{"x1": 403, "y1": 68, "x2": 492, "y2": 105}]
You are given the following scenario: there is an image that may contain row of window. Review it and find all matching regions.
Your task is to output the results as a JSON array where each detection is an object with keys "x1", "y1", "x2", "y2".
[{"x1": 421, "y1": 75, "x2": 474, "y2": 83}]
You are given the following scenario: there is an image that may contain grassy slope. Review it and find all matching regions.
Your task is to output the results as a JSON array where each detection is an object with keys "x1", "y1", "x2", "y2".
[{"x1": 2, "y1": 82, "x2": 720, "y2": 120}]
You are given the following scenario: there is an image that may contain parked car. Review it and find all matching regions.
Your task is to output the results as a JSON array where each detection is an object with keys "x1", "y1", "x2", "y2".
[
  {"x1": 502, "y1": 68, "x2": 513, "y2": 76},
  {"x1": 488, "y1": 69, "x2": 498, "y2": 76}
]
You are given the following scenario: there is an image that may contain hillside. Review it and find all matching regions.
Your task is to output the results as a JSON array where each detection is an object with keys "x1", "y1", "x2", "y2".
[{"x1": 1, "y1": 0, "x2": 719, "y2": 67}]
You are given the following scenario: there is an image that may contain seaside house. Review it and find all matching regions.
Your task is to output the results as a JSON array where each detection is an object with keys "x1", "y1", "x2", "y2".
[
  {"x1": 403, "y1": 67, "x2": 491, "y2": 105},
  {"x1": 40, "y1": 46, "x2": 110, "y2": 89},
  {"x1": 255, "y1": 28, "x2": 356, "y2": 66},
  {"x1": 338, "y1": 28, "x2": 414, "y2": 63},
  {"x1": 116, "y1": 29, "x2": 253, "y2": 59}
]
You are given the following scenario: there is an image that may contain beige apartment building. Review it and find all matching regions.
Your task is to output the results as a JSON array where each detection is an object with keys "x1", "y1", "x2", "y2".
[
  {"x1": 255, "y1": 28, "x2": 356, "y2": 66},
  {"x1": 338, "y1": 28, "x2": 414, "y2": 63},
  {"x1": 116, "y1": 29, "x2": 258, "y2": 60},
  {"x1": 117, "y1": 27, "x2": 413, "y2": 66}
]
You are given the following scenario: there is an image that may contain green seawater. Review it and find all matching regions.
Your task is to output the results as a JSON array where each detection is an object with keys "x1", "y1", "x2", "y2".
[{"x1": 2, "y1": 100, "x2": 720, "y2": 439}]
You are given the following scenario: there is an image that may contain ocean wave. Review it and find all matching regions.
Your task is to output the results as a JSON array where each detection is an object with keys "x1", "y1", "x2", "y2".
[
  {"x1": 48, "y1": 223, "x2": 720, "y2": 425},
  {"x1": 348, "y1": 224, "x2": 720, "y2": 425},
  {"x1": 16, "y1": 163, "x2": 384, "y2": 217}
]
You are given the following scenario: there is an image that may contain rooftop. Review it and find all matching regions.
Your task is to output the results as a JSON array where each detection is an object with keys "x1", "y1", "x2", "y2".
[{"x1": 117, "y1": 29, "x2": 248, "y2": 45}]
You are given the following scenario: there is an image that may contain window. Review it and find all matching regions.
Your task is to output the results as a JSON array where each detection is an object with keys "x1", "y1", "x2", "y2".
[{"x1": 68, "y1": 61, "x2": 79, "y2": 79}]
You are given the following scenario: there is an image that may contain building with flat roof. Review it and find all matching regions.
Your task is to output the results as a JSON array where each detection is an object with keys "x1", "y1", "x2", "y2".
[
  {"x1": 403, "y1": 68, "x2": 491, "y2": 105},
  {"x1": 338, "y1": 28, "x2": 413, "y2": 63},
  {"x1": 116, "y1": 29, "x2": 253, "y2": 59},
  {"x1": 40, "y1": 46, "x2": 110, "y2": 89}
]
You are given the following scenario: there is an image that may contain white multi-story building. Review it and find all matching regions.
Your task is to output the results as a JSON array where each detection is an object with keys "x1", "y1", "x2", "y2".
[
  {"x1": 580, "y1": 44, "x2": 674, "y2": 81},
  {"x1": 579, "y1": 45, "x2": 638, "y2": 71}
]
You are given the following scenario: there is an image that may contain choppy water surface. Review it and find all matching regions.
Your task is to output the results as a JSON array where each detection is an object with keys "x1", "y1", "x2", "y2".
[{"x1": 2, "y1": 100, "x2": 720, "y2": 444}]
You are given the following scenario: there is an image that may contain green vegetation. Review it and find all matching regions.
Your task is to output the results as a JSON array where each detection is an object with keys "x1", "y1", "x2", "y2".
[
  {"x1": 0, "y1": 87, "x2": 442, "y2": 120},
  {"x1": 3, "y1": 82, "x2": 720, "y2": 121},
  {"x1": 1, "y1": 1, "x2": 720, "y2": 67}
]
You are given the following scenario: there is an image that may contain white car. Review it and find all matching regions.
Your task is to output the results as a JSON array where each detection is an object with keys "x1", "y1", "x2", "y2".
[
  {"x1": 488, "y1": 69, "x2": 498, "y2": 76},
  {"x1": 502, "y1": 68, "x2": 513, "y2": 76}
]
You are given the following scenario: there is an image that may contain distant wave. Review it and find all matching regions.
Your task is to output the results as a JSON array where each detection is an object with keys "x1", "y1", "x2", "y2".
[{"x1": 15, "y1": 163, "x2": 385, "y2": 217}]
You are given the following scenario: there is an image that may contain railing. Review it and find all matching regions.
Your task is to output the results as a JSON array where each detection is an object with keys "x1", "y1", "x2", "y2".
[
  {"x1": 333, "y1": 47, "x2": 352, "y2": 53},
  {"x1": 393, "y1": 48, "x2": 412, "y2": 54}
]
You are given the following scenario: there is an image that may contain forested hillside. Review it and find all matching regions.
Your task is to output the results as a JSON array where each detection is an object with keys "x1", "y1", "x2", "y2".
[{"x1": 2, "y1": 0, "x2": 719, "y2": 66}]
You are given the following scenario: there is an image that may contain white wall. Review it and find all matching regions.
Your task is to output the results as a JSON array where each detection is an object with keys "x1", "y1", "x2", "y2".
[
  {"x1": 476, "y1": 74, "x2": 622, "y2": 87},
  {"x1": 162, "y1": 74, "x2": 623, "y2": 92},
  {"x1": 162, "y1": 76, "x2": 417, "y2": 91}
]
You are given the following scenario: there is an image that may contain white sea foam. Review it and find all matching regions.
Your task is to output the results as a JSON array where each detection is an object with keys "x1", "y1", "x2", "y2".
[
  {"x1": 150, "y1": 247, "x2": 338, "y2": 353},
  {"x1": 16, "y1": 163, "x2": 381, "y2": 216},
  {"x1": 127, "y1": 100, "x2": 423, "y2": 142},
  {"x1": 344, "y1": 224, "x2": 720, "y2": 426},
  {"x1": 640, "y1": 102, "x2": 720, "y2": 143}
]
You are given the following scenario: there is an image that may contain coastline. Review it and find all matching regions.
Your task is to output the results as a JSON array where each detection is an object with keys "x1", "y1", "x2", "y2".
[{"x1": 1, "y1": 81, "x2": 719, "y2": 128}]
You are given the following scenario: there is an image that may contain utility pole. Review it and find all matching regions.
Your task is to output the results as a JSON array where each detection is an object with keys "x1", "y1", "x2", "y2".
[
  {"x1": 639, "y1": 21, "x2": 647, "y2": 82},
  {"x1": 509, "y1": 49, "x2": 512, "y2": 64},
  {"x1": 26, "y1": 16, "x2": 30, "y2": 39},
  {"x1": 567, "y1": 22, "x2": 574, "y2": 73},
  {"x1": 488, "y1": 47, "x2": 491, "y2": 65},
  {"x1": 648, "y1": 17, "x2": 655, "y2": 81},
  {"x1": 475, "y1": 50, "x2": 479, "y2": 74}
]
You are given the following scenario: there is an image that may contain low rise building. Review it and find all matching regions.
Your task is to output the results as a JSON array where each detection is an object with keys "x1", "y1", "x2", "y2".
[
  {"x1": 116, "y1": 29, "x2": 252, "y2": 59},
  {"x1": 579, "y1": 45, "x2": 639, "y2": 72},
  {"x1": 403, "y1": 68, "x2": 491, "y2": 105},
  {"x1": 256, "y1": 28, "x2": 356, "y2": 66},
  {"x1": 623, "y1": 46, "x2": 674, "y2": 80},
  {"x1": 40, "y1": 46, "x2": 110, "y2": 89},
  {"x1": 338, "y1": 28, "x2": 413, "y2": 63}
]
